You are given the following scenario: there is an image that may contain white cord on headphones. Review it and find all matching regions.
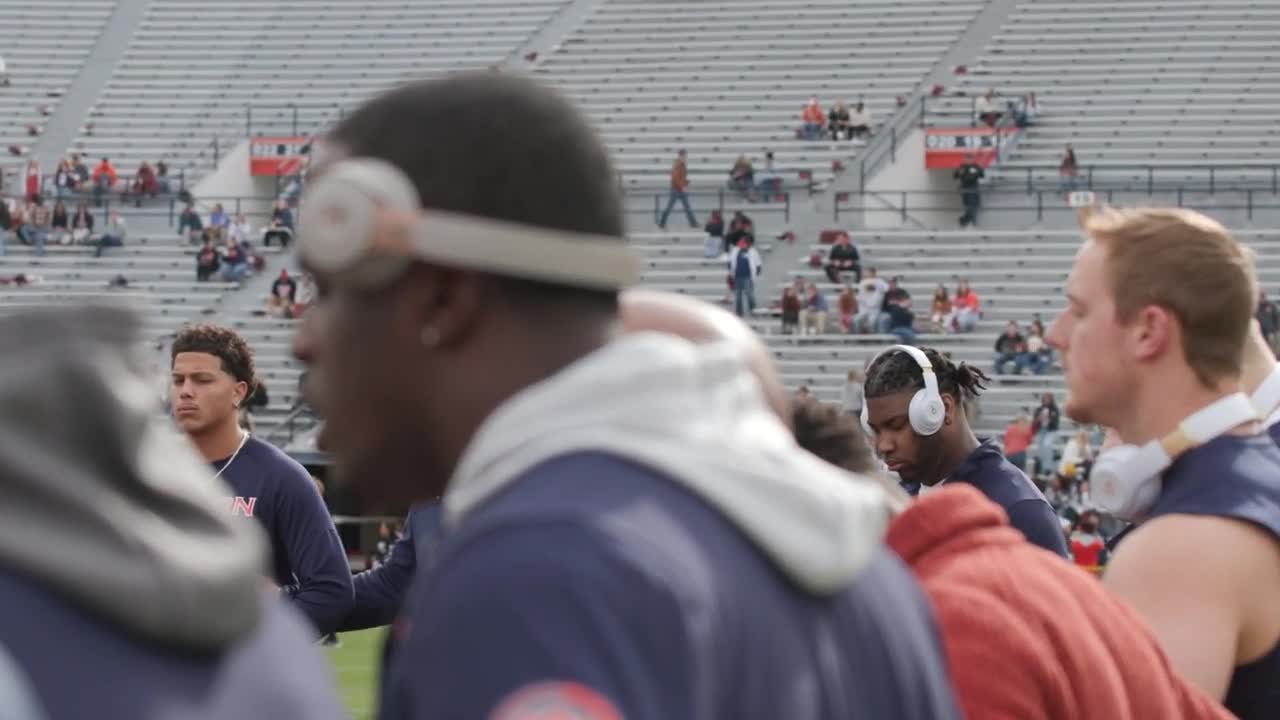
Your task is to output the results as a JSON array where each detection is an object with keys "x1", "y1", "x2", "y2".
[{"x1": 212, "y1": 431, "x2": 251, "y2": 481}]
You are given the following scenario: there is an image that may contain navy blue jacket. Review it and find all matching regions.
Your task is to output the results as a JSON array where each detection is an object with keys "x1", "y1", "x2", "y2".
[
  {"x1": 341, "y1": 505, "x2": 442, "y2": 632},
  {"x1": 946, "y1": 441, "x2": 1069, "y2": 557},
  {"x1": 215, "y1": 437, "x2": 353, "y2": 635},
  {"x1": 380, "y1": 452, "x2": 960, "y2": 720},
  {"x1": 0, "y1": 570, "x2": 343, "y2": 720}
]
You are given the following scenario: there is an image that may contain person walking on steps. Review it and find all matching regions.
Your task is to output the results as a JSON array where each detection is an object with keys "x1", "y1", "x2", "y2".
[{"x1": 658, "y1": 149, "x2": 697, "y2": 229}]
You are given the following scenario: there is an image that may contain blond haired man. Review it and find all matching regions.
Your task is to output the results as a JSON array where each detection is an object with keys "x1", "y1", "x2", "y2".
[{"x1": 1046, "y1": 207, "x2": 1280, "y2": 719}]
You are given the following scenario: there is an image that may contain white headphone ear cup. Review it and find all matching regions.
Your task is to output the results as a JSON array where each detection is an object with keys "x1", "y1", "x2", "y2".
[
  {"x1": 860, "y1": 403, "x2": 873, "y2": 439},
  {"x1": 910, "y1": 389, "x2": 945, "y2": 436},
  {"x1": 299, "y1": 178, "x2": 377, "y2": 273},
  {"x1": 1092, "y1": 444, "x2": 1166, "y2": 519}
]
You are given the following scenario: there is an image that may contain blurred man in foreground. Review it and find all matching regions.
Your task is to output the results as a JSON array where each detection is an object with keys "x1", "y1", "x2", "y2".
[
  {"x1": 0, "y1": 307, "x2": 342, "y2": 720},
  {"x1": 294, "y1": 72, "x2": 960, "y2": 719}
]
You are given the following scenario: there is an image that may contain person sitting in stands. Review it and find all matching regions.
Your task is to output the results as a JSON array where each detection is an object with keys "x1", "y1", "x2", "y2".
[
  {"x1": 94, "y1": 211, "x2": 126, "y2": 258},
  {"x1": 177, "y1": 203, "x2": 203, "y2": 243},
  {"x1": 50, "y1": 200, "x2": 69, "y2": 245},
  {"x1": 266, "y1": 269, "x2": 299, "y2": 318},
  {"x1": 837, "y1": 285, "x2": 859, "y2": 333},
  {"x1": 130, "y1": 161, "x2": 158, "y2": 205},
  {"x1": 799, "y1": 97, "x2": 825, "y2": 140},
  {"x1": 828, "y1": 100, "x2": 851, "y2": 140},
  {"x1": 930, "y1": 285, "x2": 952, "y2": 332},
  {"x1": 219, "y1": 237, "x2": 250, "y2": 283},
  {"x1": 70, "y1": 201, "x2": 93, "y2": 244},
  {"x1": 228, "y1": 213, "x2": 253, "y2": 245},
  {"x1": 207, "y1": 203, "x2": 230, "y2": 241},
  {"x1": 948, "y1": 279, "x2": 981, "y2": 333},
  {"x1": 91, "y1": 157, "x2": 118, "y2": 206},
  {"x1": 849, "y1": 101, "x2": 872, "y2": 140},
  {"x1": 755, "y1": 150, "x2": 782, "y2": 197},
  {"x1": 883, "y1": 294, "x2": 917, "y2": 345},
  {"x1": 155, "y1": 160, "x2": 171, "y2": 193},
  {"x1": 270, "y1": 199, "x2": 294, "y2": 230},
  {"x1": 803, "y1": 282, "x2": 830, "y2": 335},
  {"x1": 729, "y1": 155, "x2": 754, "y2": 196},
  {"x1": 975, "y1": 88, "x2": 1002, "y2": 127},
  {"x1": 824, "y1": 232, "x2": 861, "y2": 284},
  {"x1": 780, "y1": 286, "x2": 801, "y2": 335},
  {"x1": 262, "y1": 217, "x2": 293, "y2": 248},
  {"x1": 703, "y1": 210, "x2": 724, "y2": 258},
  {"x1": 195, "y1": 236, "x2": 221, "y2": 282}
]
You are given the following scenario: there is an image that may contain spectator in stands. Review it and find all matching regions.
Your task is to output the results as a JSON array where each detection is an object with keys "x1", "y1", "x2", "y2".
[
  {"x1": 854, "y1": 268, "x2": 889, "y2": 333},
  {"x1": 267, "y1": 269, "x2": 299, "y2": 318},
  {"x1": 1069, "y1": 509, "x2": 1107, "y2": 572},
  {"x1": 91, "y1": 157, "x2": 117, "y2": 206},
  {"x1": 155, "y1": 160, "x2": 171, "y2": 193},
  {"x1": 1002, "y1": 412, "x2": 1034, "y2": 472},
  {"x1": 53, "y1": 159, "x2": 74, "y2": 200},
  {"x1": 948, "y1": 278, "x2": 981, "y2": 332},
  {"x1": 228, "y1": 213, "x2": 253, "y2": 245},
  {"x1": 177, "y1": 203, "x2": 203, "y2": 242},
  {"x1": 70, "y1": 154, "x2": 89, "y2": 191},
  {"x1": 219, "y1": 237, "x2": 250, "y2": 284},
  {"x1": 975, "y1": 88, "x2": 1002, "y2": 127},
  {"x1": 658, "y1": 149, "x2": 696, "y2": 229},
  {"x1": 729, "y1": 154, "x2": 754, "y2": 196},
  {"x1": 94, "y1": 210, "x2": 126, "y2": 258},
  {"x1": 799, "y1": 97, "x2": 825, "y2": 140},
  {"x1": 849, "y1": 101, "x2": 872, "y2": 140},
  {"x1": 728, "y1": 238, "x2": 762, "y2": 318},
  {"x1": 130, "y1": 161, "x2": 158, "y2": 205},
  {"x1": 703, "y1": 210, "x2": 724, "y2": 258},
  {"x1": 883, "y1": 293, "x2": 917, "y2": 345},
  {"x1": 262, "y1": 217, "x2": 294, "y2": 248},
  {"x1": 780, "y1": 285, "x2": 801, "y2": 334},
  {"x1": 208, "y1": 203, "x2": 230, "y2": 240},
  {"x1": 841, "y1": 369, "x2": 865, "y2": 416},
  {"x1": 1257, "y1": 290, "x2": 1279, "y2": 350},
  {"x1": 20, "y1": 194, "x2": 49, "y2": 256},
  {"x1": 955, "y1": 154, "x2": 985, "y2": 227},
  {"x1": 1057, "y1": 429, "x2": 1092, "y2": 503},
  {"x1": 724, "y1": 210, "x2": 754, "y2": 252},
  {"x1": 755, "y1": 150, "x2": 782, "y2": 197},
  {"x1": 195, "y1": 237, "x2": 221, "y2": 282},
  {"x1": 1030, "y1": 392, "x2": 1060, "y2": 481},
  {"x1": 803, "y1": 282, "x2": 830, "y2": 335},
  {"x1": 1013, "y1": 92, "x2": 1040, "y2": 128},
  {"x1": 270, "y1": 199, "x2": 294, "y2": 230},
  {"x1": 828, "y1": 100, "x2": 851, "y2": 140},
  {"x1": 1058, "y1": 145, "x2": 1079, "y2": 193},
  {"x1": 994, "y1": 322, "x2": 1025, "y2": 375},
  {"x1": 824, "y1": 232, "x2": 861, "y2": 283},
  {"x1": 837, "y1": 284, "x2": 858, "y2": 333},
  {"x1": 50, "y1": 199, "x2": 68, "y2": 245},
  {"x1": 70, "y1": 200, "x2": 93, "y2": 244},
  {"x1": 930, "y1": 284, "x2": 952, "y2": 331},
  {"x1": 879, "y1": 276, "x2": 911, "y2": 324},
  {"x1": 23, "y1": 160, "x2": 39, "y2": 204},
  {"x1": 1023, "y1": 318, "x2": 1050, "y2": 374},
  {"x1": 0, "y1": 198, "x2": 11, "y2": 256}
]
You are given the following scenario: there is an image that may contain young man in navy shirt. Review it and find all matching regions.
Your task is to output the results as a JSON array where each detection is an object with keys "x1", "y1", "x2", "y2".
[
  {"x1": 292, "y1": 73, "x2": 960, "y2": 720},
  {"x1": 1047, "y1": 207, "x2": 1280, "y2": 718},
  {"x1": 171, "y1": 324, "x2": 353, "y2": 636},
  {"x1": 0, "y1": 307, "x2": 343, "y2": 720},
  {"x1": 862, "y1": 345, "x2": 1069, "y2": 557}
]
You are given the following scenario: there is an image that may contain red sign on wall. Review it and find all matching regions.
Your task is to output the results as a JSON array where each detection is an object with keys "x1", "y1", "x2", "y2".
[
  {"x1": 249, "y1": 136, "x2": 310, "y2": 176},
  {"x1": 924, "y1": 127, "x2": 1019, "y2": 170}
]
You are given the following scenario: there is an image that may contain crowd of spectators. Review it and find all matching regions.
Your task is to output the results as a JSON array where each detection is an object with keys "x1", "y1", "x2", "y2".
[
  {"x1": 992, "y1": 317, "x2": 1052, "y2": 375},
  {"x1": 797, "y1": 97, "x2": 872, "y2": 141}
]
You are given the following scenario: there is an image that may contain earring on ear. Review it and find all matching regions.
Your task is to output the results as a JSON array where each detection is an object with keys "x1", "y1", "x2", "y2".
[{"x1": 420, "y1": 326, "x2": 441, "y2": 348}]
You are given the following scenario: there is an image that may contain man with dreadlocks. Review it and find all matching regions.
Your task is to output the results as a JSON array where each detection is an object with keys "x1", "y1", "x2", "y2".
[{"x1": 862, "y1": 345, "x2": 1068, "y2": 557}]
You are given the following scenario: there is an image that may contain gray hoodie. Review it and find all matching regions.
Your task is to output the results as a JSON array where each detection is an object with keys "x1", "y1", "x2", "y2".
[{"x1": 0, "y1": 305, "x2": 265, "y2": 651}]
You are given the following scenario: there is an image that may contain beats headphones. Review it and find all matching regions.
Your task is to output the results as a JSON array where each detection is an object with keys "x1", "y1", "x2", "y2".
[
  {"x1": 297, "y1": 158, "x2": 640, "y2": 291},
  {"x1": 860, "y1": 345, "x2": 946, "y2": 438},
  {"x1": 1090, "y1": 392, "x2": 1258, "y2": 520}
]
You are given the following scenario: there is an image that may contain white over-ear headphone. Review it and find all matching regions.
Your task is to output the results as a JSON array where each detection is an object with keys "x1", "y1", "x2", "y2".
[
  {"x1": 1091, "y1": 392, "x2": 1258, "y2": 520},
  {"x1": 1251, "y1": 363, "x2": 1280, "y2": 428},
  {"x1": 860, "y1": 345, "x2": 946, "y2": 438},
  {"x1": 298, "y1": 158, "x2": 640, "y2": 290}
]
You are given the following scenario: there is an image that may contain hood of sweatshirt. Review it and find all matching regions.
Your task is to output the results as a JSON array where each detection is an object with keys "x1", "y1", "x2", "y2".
[
  {"x1": 444, "y1": 333, "x2": 894, "y2": 596},
  {"x1": 0, "y1": 306, "x2": 267, "y2": 652}
]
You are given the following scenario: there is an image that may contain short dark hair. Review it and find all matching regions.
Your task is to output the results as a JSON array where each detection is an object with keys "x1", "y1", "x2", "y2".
[
  {"x1": 328, "y1": 71, "x2": 623, "y2": 315},
  {"x1": 171, "y1": 324, "x2": 256, "y2": 390},
  {"x1": 791, "y1": 397, "x2": 878, "y2": 474},
  {"x1": 864, "y1": 346, "x2": 989, "y2": 405}
]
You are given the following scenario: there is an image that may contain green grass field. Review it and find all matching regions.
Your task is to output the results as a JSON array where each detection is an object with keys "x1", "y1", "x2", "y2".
[{"x1": 328, "y1": 628, "x2": 387, "y2": 720}]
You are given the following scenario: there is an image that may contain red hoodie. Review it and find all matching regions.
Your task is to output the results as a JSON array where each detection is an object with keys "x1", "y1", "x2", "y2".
[{"x1": 886, "y1": 485, "x2": 1234, "y2": 720}]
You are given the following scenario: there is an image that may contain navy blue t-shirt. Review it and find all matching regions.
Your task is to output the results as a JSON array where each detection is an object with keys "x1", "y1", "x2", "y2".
[
  {"x1": 1147, "y1": 433, "x2": 1280, "y2": 720},
  {"x1": 214, "y1": 437, "x2": 353, "y2": 635},
  {"x1": 946, "y1": 441, "x2": 1069, "y2": 557},
  {"x1": 0, "y1": 570, "x2": 344, "y2": 720},
  {"x1": 381, "y1": 452, "x2": 960, "y2": 720}
]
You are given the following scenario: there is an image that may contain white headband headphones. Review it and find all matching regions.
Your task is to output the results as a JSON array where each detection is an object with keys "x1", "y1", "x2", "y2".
[
  {"x1": 1250, "y1": 363, "x2": 1280, "y2": 428},
  {"x1": 1091, "y1": 392, "x2": 1258, "y2": 520},
  {"x1": 297, "y1": 158, "x2": 641, "y2": 291},
  {"x1": 860, "y1": 345, "x2": 946, "y2": 438}
]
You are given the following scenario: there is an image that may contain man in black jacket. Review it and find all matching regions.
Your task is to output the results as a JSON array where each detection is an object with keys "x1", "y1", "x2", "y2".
[
  {"x1": 824, "y1": 232, "x2": 861, "y2": 283},
  {"x1": 954, "y1": 155, "x2": 985, "y2": 227}
]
